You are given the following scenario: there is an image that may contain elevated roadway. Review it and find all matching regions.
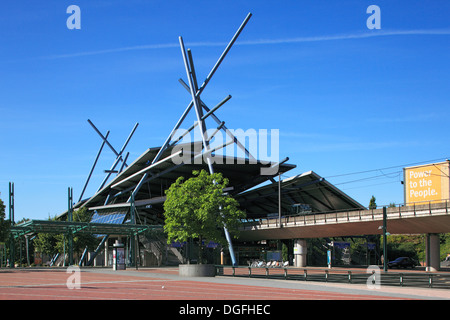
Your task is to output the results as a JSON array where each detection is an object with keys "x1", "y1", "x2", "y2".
[{"x1": 238, "y1": 201, "x2": 450, "y2": 241}]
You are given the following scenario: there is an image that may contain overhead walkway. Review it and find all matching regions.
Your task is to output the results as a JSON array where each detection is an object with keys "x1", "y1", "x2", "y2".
[
  {"x1": 238, "y1": 201, "x2": 450, "y2": 240},
  {"x1": 238, "y1": 201, "x2": 450, "y2": 272}
]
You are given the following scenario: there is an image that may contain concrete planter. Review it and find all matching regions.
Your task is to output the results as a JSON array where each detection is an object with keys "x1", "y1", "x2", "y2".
[{"x1": 179, "y1": 264, "x2": 216, "y2": 277}]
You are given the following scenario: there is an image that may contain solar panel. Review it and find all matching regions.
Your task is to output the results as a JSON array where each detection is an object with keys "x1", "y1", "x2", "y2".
[
  {"x1": 90, "y1": 209, "x2": 128, "y2": 238},
  {"x1": 90, "y1": 210, "x2": 127, "y2": 224}
]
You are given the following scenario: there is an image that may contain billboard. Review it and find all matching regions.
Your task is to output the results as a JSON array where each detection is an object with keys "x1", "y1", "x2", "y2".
[{"x1": 404, "y1": 161, "x2": 450, "y2": 204}]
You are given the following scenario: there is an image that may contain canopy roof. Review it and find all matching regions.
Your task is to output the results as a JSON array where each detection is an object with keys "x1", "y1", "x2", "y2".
[
  {"x1": 75, "y1": 142, "x2": 296, "y2": 225},
  {"x1": 10, "y1": 219, "x2": 158, "y2": 239},
  {"x1": 236, "y1": 171, "x2": 365, "y2": 219},
  {"x1": 60, "y1": 143, "x2": 363, "y2": 225}
]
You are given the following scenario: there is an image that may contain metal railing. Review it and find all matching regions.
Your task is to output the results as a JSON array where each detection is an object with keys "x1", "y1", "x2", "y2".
[
  {"x1": 241, "y1": 200, "x2": 450, "y2": 231},
  {"x1": 215, "y1": 265, "x2": 450, "y2": 289}
]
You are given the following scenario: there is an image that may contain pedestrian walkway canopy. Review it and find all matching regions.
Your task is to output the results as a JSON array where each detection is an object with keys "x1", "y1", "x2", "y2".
[{"x1": 10, "y1": 219, "x2": 160, "y2": 239}]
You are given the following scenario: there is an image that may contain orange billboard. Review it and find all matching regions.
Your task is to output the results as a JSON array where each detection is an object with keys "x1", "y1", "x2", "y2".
[{"x1": 404, "y1": 161, "x2": 449, "y2": 204}]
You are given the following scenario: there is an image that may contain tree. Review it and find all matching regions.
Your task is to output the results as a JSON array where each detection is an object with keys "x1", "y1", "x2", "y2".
[
  {"x1": 369, "y1": 195, "x2": 377, "y2": 209},
  {"x1": 34, "y1": 232, "x2": 59, "y2": 257},
  {"x1": 57, "y1": 207, "x2": 97, "y2": 259},
  {"x1": 163, "y1": 170, "x2": 245, "y2": 264},
  {"x1": 0, "y1": 197, "x2": 8, "y2": 243},
  {"x1": 34, "y1": 207, "x2": 97, "y2": 264}
]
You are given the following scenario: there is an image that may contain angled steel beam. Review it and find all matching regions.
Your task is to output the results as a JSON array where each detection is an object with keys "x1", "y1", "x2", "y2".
[
  {"x1": 128, "y1": 102, "x2": 190, "y2": 198},
  {"x1": 171, "y1": 103, "x2": 231, "y2": 149},
  {"x1": 87, "y1": 235, "x2": 109, "y2": 266},
  {"x1": 121, "y1": 140, "x2": 235, "y2": 200},
  {"x1": 151, "y1": 101, "x2": 194, "y2": 165},
  {"x1": 202, "y1": 95, "x2": 232, "y2": 120},
  {"x1": 98, "y1": 155, "x2": 123, "y2": 191},
  {"x1": 176, "y1": 13, "x2": 252, "y2": 267},
  {"x1": 104, "y1": 170, "x2": 119, "y2": 174},
  {"x1": 87, "y1": 119, "x2": 120, "y2": 158},
  {"x1": 196, "y1": 12, "x2": 252, "y2": 97},
  {"x1": 87, "y1": 119, "x2": 137, "y2": 167},
  {"x1": 111, "y1": 150, "x2": 183, "y2": 189},
  {"x1": 97, "y1": 122, "x2": 139, "y2": 191},
  {"x1": 183, "y1": 36, "x2": 239, "y2": 266},
  {"x1": 168, "y1": 90, "x2": 230, "y2": 147},
  {"x1": 151, "y1": 13, "x2": 252, "y2": 168},
  {"x1": 119, "y1": 152, "x2": 130, "y2": 174},
  {"x1": 79, "y1": 131, "x2": 110, "y2": 203},
  {"x1": 179, "y1": 37, "x2": 213, "y2": 172},
  {"x1": 207, "y1": 121, "x2": 226, "y2": 143},
  {"x1": 129, "y1": 172, "x2": 149, "y2": 202},
  {"x1": 79, "y1": 246, "x2": 88, "y2": 266},
  {"x1": 187, "y1": 49, "x2": 199, "y2": 93},
  {"x1": 179, "y1": 78, "x2": 256, "y2": 161},
  {"x1": 118, "y1": 122, "x2": 139, "y2": 162},
  {"x1": 125, "y1": 15, "x2": 253, "y2": 267}
]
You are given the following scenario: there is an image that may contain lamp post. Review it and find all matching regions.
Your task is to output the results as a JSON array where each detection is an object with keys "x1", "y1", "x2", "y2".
[
  {"x1": 379, "y1": 207, "x2": 389, "y2": 272},
  {"x1": 378, "y1": 206, "x2": 389, "y2": 272},
  {"x1": 383, "y1": 207, "x2": 387, "y2": 272},
  {"x1": 278, "y1": 172, "x2": 282, "y2": 228}
]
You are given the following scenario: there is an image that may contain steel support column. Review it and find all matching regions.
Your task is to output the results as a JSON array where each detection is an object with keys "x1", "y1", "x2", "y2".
[
  {"x1": 129, "y1": 193, "x2": 136, "y2": 267},
  {"x1": 179, "y1": 37, "x2": 239, "y2": 265},
  {"x1": 68, "y1": 187, "x2": 74, "y2": 266},
  {"x1": 383, "y1": 206, "x2": 388, "y2": 272},
  {"x1": 9, "y1": 182, "x2": 15, "y2": 268}
]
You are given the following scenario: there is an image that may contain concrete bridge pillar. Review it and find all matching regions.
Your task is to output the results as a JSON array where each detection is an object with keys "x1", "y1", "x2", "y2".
[
  {"x1": 426, "y1": 233, "x2": 440, "y2": 272},
  {"x1": 294, "y1": 239, "x2": 307, "y2": 267}
]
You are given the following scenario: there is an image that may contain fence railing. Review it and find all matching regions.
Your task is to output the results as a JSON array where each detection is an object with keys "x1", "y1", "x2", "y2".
[
  {"x1": 215, "y1": 265, "x2": 450, "y2": 289},
  {"x1": 241, "y1": 200, "x2": 450, "y2": 231}
]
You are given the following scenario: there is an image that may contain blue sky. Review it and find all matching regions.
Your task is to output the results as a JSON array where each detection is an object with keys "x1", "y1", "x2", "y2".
[{"x1": 1, "y1": 1, "x2": 449, "y2": 221}]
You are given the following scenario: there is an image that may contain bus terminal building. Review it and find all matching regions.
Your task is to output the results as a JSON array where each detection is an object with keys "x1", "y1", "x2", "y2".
[{"x1": 7, "y1": 14, "x2": 449, "y2": 271}]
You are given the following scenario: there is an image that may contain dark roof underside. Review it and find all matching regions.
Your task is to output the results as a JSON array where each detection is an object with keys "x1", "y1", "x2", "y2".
[
  {"x1": 236, "y1": 171, "x2": 365, "y2": 219},
  {"x1": 74, "y1": 142, "x2": 296, "y2": 224}
]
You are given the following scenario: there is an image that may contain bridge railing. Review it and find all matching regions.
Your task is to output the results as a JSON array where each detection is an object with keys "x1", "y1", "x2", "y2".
[{"x1": 241, "y1": 199, "x2": 450, "y2": 230}]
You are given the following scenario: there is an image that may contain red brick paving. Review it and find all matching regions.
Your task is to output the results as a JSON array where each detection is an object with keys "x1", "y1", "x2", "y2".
[{"x1": 0, "y1": 268, "x2": 412, "y2": 300}]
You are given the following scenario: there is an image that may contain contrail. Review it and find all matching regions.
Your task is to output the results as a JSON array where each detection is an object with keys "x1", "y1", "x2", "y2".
[
  {"x1": 239, "y1": 28, "x2": 450, "y2": 45},
  {"x1": 43, "y1": 41, "x2": 226, "y2": 59},
  {"x1": 42, "y1": 28, "x2": 450, "y2": 60}
]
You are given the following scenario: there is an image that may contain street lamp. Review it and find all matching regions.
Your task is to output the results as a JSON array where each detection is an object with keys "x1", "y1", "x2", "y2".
[{"x1": 378, "y1": 207, "x2": 390, "y2": 272}]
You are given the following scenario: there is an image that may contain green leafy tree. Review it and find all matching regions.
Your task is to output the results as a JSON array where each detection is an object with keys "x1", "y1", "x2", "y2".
[
  {"x1": 0, "y1": 197, "x2": 8, "y2": 243},
  {"x1": 34, "y1": 207, "x2": 97, "y2": 264},
  {"x1": 163, "y1": 170, "x2": 245, "y2": 264},
  {"x1": 34, "y1": 232, "x2": 59, "y2": 257},
  {"x1": 369, "y1": 195, "x2": 377, "y2": 209},
  {"x1": 440, "y1": 233, "x2": 450, "y2": 261},
  {"x1": 56, "y1": 207, "x2": 97, "y2": 258},
  {"x1": 34, "y1": 214, "x2": 60, "y2": 258}
]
